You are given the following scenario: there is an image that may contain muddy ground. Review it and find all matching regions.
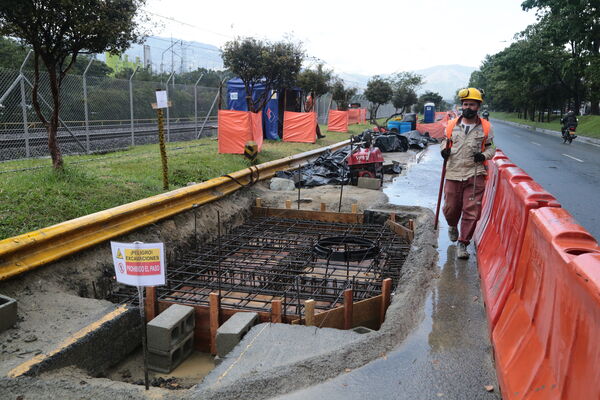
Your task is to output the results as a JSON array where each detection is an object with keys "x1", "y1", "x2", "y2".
[{"x1": 0, "y1": 148, "x2": 437, "y2": 399}]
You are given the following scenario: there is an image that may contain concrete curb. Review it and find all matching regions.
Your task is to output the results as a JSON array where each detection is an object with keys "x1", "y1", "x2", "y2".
[{"x1": 491, "y1": 118, "x2": 600, "y2": 146}]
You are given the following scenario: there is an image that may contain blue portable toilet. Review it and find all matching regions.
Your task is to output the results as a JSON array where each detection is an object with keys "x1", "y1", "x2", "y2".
[{"x1": 423, "y1": 102, "x2": 436, "y2": 123}]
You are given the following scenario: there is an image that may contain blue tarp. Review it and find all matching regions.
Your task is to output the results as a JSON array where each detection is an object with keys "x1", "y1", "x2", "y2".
[{"x1": 226, "y1": 78, "x2": 279, "y2": 140}]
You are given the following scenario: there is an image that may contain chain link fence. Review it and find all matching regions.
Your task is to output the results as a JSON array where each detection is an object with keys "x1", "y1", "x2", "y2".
[{"x1": 0, "y1": 55, "x2": 220, "y2": 162}]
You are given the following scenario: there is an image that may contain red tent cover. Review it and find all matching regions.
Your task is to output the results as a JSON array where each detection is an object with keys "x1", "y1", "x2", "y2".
[
  {"x1": 327, "y1": 110, "x2": 349, "y2": 132},
  {"x1": 283, "y1": 111, "x2": 317, "y2": 143},
  {"x1": 218, "y1": 110, "x2": 263, "y2": 154},
  {"x1": 348, "y1": 109, "x2": 360, "y2": 124}
]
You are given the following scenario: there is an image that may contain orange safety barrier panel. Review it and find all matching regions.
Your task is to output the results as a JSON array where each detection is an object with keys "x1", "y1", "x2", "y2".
[
  {"x1": 477, "y1": 165, "x2": 560, "y2": 330},
  {"x1": 416, "y1": 120, "x2": 446, "y2": 138},
  {"x1": 282, "y1": 111, "x2": 317, "y2": 143},
  {"x1": 327, "y1": 110, "x2": 349, "y2": 132},
  {"x1": 348, "y1": 109, "x2": 360, "y2": 124},
  {"x1": 360, "y1": 108, "x2": 367, "y2": 124},
  {"x1": 218, "y1": 110, "x2": 263, "y2": 154},
  {"x1": 493, "y1": 207, "x2": 600, "y2": 399},
  {"x1": 473, "y1": 150, "x2": 511, "y2": 245}
]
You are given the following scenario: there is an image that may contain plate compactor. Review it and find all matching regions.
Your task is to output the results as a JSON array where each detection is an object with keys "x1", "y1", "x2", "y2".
[{"x1": 348, "y1": 133, "x2": 384, "y2": 185}]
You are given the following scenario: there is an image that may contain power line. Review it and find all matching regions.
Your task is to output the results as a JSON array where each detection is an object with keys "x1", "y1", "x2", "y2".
[{"x1": 144, "y1": 10, "x2": 233, "y2": 40}]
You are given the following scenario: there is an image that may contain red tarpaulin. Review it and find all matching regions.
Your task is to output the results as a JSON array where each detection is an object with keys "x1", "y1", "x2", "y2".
[
  {"x1": 348, "y1": 109, "x2": 360, "y2": 124},
  {"x1": 360, "y1": 108, "x2": 367, "y2": 124},
  {"x1": 283, "y1": 111, "x2": 317, "y2": 143},
  {"x1": 218, "y1": 110, "x2": 263, "y2": 154},
  {"x1": 327, "y1": 110, "x2": 349, "y2": 132},
  {"x1": 417, "y1": 112, "x2": 452, "y2": 139}
]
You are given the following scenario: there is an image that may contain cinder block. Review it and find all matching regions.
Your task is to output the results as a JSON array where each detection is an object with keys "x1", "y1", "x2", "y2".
[
  {"x1": 148, "y1": 331, "x2": 193, "y2": 373},
  {"x1": 0, "y1": 294, "x2": 17, "y2": 333},
  {"x1": 147, "y1": 304, "x2": 194, "y2": 353},
  {"x1": 216, "y1": 312, "x2": 258, "y2": 358},
  {"x1": 357, "y1": 177, "x2": 381, "y2": 190}
]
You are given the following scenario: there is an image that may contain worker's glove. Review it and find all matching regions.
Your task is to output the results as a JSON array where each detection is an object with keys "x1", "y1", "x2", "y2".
[
  {"x1": 473, "y1": 152, "x2": 486, "y2": 163},
  {"x1": 440, "y1": 148, "x2": 451, "y2": 160}
]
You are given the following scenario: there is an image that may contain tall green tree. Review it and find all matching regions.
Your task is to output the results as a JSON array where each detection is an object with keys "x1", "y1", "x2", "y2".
[
  {"x1": 221, "y1": 37, "x2": 304, "y2": 112},
  {"x1": 0, "y1": 0, "x2": 146, "y2": 169},
  {"x1": 330, "y1": 79, "x2": 356, "y2": 111},
  {"x1": 297, "y1": 63, "x2": 333, "y2": 110},
  {"x1": 389, "y1": 71, "x2": 423, "y2": 113},
  {"x1": 364, "y1": 76, "x2": 392, "y2": 122},
  {"x1": 0, "y1": 36, "x2": 29, "y2": 69}
]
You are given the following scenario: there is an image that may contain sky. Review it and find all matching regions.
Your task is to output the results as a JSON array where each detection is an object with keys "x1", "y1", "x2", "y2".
[{"x1": 144, "y1": 0, "x2": 539, "y2": 76}]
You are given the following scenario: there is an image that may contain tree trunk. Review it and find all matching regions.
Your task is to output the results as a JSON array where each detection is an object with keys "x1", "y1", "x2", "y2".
[
  {"x1": 47, "y1": 68, "x2": 63, "y2": 169},
  {"x1": 591, "y1": 90, "x2": 599, "y2": 115}
]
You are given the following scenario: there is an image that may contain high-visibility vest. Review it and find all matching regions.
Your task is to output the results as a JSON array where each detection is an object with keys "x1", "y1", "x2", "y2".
[{"x1": 445, "y1": 117, "x2": 490, "y2": 151}]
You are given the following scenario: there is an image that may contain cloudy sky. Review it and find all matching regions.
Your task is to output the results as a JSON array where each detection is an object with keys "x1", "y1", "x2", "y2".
[{"x1": 144, "y1": 0, "x2": 538, "y2": 76}]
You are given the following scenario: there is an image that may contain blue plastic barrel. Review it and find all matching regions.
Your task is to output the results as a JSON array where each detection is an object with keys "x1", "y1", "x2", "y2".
[
  {"x1": 399, "y1": 122, "x2": 412, "y2": 133},
  {"x1": 387, "y1": 120, "x2": 403, "y2": 132}
]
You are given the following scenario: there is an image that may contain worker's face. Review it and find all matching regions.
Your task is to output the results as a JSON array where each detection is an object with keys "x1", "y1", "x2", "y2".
[{"x1": 461, "y1": 101, "x2": 480, "y2": 112}]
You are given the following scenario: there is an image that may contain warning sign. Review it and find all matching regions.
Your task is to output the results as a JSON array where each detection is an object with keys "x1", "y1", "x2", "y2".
[{"x1": 111, "y1": 242, "x2": 166, "y2": 287}]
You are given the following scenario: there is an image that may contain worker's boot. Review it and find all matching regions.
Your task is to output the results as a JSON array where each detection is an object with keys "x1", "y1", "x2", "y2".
[
  {"x1": 448, "y1": 226, "x2": 459, "y2": 242},
  {"x1": 457, "y1": 242, "x2": 469, "y2": 259}
]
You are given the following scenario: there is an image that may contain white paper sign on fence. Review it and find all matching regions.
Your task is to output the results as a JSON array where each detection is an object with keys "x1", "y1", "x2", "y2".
[
  {"x1": 155, "y1": 90, "x2": 168, "y2": 109},
  {"x1": 111, "y1": 242, "x2": 166, "y2": 287}
]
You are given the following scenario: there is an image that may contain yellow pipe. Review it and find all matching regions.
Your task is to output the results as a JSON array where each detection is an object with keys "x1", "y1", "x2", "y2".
[{"x1": 0, "y1": 140, "x2": 350, "y2": 280}]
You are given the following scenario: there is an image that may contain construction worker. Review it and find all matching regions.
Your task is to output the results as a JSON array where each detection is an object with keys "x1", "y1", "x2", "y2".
[
  {"x1": 305, "y1": 91, "x2": 326, "y2": 139},
  {"x1": 440, "y1": 88, "x2": 495, "y2": 259}
]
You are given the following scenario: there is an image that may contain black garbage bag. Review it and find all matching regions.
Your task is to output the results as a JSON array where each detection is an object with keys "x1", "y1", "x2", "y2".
[
  {"x1": 373, "y1": 135, "x2": 399, "y2": 152},
  {"x1": 275, "y1": 147, "x2": 350, "y2": 187},
  {"x1": 383, "y1": 161, "x2": 403, "y2": 174},
  {"x1": 405, "y1": 130, "x2": 430, "y2": 149}
]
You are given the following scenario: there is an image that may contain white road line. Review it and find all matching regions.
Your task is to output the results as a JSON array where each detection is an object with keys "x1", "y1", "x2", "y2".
[
  {"x1": 530, "y1": 141, "x2": 541, "y2": 146},
  {"x1": 589, "y1": 142, "x2": 600, "y2": 148},
  {"x1": 562, "y1": 153, "x2": 584, "y2": 163}
]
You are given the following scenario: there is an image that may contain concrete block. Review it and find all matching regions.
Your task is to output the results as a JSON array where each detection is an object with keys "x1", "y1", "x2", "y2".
[
  {"x1": 216, "y1": 312, "x2": 258, "y2": 358},
  {"x1": 0, "y1": 294, "x2": 17, "y2": 333},
  {"x1": 357, "y1": 177, "x2": 381, "y2": 190},
  {"x1": 147, "y1": 304, "x2": 194, "y2": 353},
  {"x1": 270, "y1": 177, "x2": 295, "y2": 191},
  {"x1": 148, "y1": 331, "x2": 194, "y2": 373}
]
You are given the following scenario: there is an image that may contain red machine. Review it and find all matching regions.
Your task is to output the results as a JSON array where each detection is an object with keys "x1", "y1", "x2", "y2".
[{"x1": 348, "y1": 139, "x2": 384, "y2": 185}]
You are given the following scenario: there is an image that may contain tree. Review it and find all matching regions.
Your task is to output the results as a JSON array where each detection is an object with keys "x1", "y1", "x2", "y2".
[
  {"x1": 364, "y1": 76, "x2": 392, "y2": 122},
  {"x1": 222, "y1": 37, "x2": 304, "y2": 112},
  {"x1": 0, "y1": 36, "x2": 29, "y2": 69},
  {"x1": 389, "y1": 72, "x2": 423, "y2": 113},
  {"x1": 330, "y1": 79, "x2": 357, "y2": 111},
  {"x1": 297, "y1": 63, "x2": 333, "y2": 110},
  {"x1": 416, "y1": 91, "x2": 444, "y2": 113},
  {"x1": 0, "y1": 0, "x2": 146, "y2": 169}
]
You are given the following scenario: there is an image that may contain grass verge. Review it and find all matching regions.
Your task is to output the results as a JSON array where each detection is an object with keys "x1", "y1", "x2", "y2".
[
  {"x1": 0, "y1": 122, "x2": 371, "y2": 240},
  {"x1": 491, "y1": 112, "x2": 600, "y2": 139}
]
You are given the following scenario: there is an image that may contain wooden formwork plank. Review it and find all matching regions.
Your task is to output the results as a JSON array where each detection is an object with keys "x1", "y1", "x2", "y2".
[
  {"x1": 384, "y1": 219, "x2": 414, "y2": 241},
  {"x1": 251, "y1": 207, "x2": 364, "y2": 224}
]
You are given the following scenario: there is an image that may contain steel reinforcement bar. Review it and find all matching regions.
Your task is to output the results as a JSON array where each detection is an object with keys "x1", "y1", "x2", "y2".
[{"x1": 0, "y1": 139, "x2": 350, "y2": 280}]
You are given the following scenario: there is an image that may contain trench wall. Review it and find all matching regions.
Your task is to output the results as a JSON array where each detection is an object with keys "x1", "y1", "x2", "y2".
[{"x1": 475, "y1": 149, "x2": 600, "y2": 400}]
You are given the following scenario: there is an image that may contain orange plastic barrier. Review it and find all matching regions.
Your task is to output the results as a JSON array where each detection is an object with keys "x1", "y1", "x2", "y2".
[
  {"x1": 218, "y1": 110, "x2": 263, "y2": 154},
  {"x1": 327, "y1": 110, "x2": 349, "y2": 132},
  {"x1": 360, "y1": 108, "x2": 367, "y2": 124},
  {"x1": 348, "y1": 109, "x2": 360, "y2": 124},
  {"x1": 473, "y1": 150, "x2": 511, "y2": 246},
  {"x1": 416, "y1": 121, "x2": 446, "y2": 138},
  {"x1": 282, "y1": 111, "x2": 317, "y2": 143},
  {"x1": 477, "y1": 165, "x2": 560, "y2": 330},
  {"x1": 493, "y1": 207, "x2": 600, "y2": 399}
]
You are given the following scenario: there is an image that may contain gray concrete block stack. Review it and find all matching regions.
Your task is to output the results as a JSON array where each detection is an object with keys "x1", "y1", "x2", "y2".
[{"x1": 146, "y1": 304, "x2": 195, "y2": 373}]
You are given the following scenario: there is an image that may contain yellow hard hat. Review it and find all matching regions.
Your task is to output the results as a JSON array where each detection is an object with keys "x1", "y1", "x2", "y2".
[{"x1": 458, "y1": 87, "x2": 484, "y2": 102}]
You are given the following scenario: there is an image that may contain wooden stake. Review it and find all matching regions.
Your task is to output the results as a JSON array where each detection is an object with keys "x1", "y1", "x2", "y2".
[
  {"x1": 320, "y1": 202, "x2": 327, "y2": 212},
  {"x1": 255, "y1": 198, "x2": 262, "y2": 208},
  {"x1": 156, "y1": 108, "x2": 169, "y2": 190},
  {"x1": 380, "y1": 278, "x2": 392, "y2": 327},
  {"x1": 144, "y1": 286, "x2": 157, "y2": 323},
  {"x1": 344, "y1": 289, "x2": 353, "y2": 330},
  {"x1": 209, "y1": 292, "x2": 220, "y2": 355},
  {"x1": 305, "y1": 299, "x2": 315, "y2": 326},
  {"x1": 285, "y1": 199, "x2": 292, "y2": 209},
  {"x1": 351, "y1": 203, "x2": 359, "y2": 214},
  {"x1": 389, "y1": 212, "x2": 396, "y2": 222},
  {"x1": 271, "y1": 299, "x2": 282, "y2": 323}
]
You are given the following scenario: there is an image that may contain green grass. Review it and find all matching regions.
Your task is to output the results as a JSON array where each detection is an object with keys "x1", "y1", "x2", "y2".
[
  {"x1": 0, "y1": 122, "x2": 374, "y2": 240},
  {"x1": 491, "y1": 112, "x2": 600, "y2": 139}
]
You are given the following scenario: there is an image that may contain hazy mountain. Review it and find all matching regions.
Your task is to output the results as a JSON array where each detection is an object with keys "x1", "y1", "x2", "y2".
[{"x1": 415, "y1": 65, "x2": 475, "y2": 101}]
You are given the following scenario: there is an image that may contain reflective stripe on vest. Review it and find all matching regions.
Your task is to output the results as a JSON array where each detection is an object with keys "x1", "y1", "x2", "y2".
[{"x1": 445, "y1": 118, "x2": 490, "y2": 151}]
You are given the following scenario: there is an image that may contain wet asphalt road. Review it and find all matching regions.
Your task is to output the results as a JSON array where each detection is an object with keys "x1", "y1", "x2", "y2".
[
  {"x1": 277, "y1": 149, "x2": 500, "y2": 400},
  {"x1": 491, "y1": 120, "x2": 600, "y2": 240}
]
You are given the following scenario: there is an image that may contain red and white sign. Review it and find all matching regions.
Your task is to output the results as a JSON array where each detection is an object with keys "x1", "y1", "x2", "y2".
[{"x1": 111, "y1": 242, "x2": 166, "y2": 287}]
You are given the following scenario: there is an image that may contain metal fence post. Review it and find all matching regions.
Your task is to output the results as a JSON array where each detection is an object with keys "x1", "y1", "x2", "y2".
[
  {"x1": 165, "y1": 72, "x2": 174, "y2": 142},
  {"x1": 82, "y1": 58, "x2": 93, "y2": 154},
  {"x1": 129, "y1": 65, "x2": 139, "y2": 146},
  {"x1": 194, "y1": 74, "x2": 204, "y2": 138},
  {"x1": 19, "y1": 76, "x2": 30, "y2": 158}
]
